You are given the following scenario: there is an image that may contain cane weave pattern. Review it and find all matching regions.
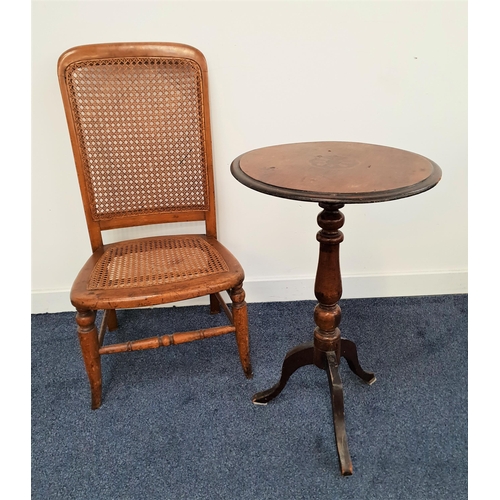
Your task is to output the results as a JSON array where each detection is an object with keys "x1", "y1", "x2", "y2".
[
  {"x1": 64, "y1": 57, "x2": 209, "y2": 220},
  {"x1": 89, "y1": 236, "x2": 229, "y2": 290}
]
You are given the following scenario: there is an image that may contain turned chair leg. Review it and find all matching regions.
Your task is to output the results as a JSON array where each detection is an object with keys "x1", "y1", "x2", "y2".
[
  {"x1": 230, "y1": 284, "x2": 253, "y2": 379},
  {"x1": 76, "y1": 309, "x2": 102, "y2": 410}
]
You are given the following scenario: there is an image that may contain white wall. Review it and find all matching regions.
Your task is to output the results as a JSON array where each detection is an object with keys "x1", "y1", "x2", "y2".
[{"x1": 31, "y1": 0, "x2": 467, "y2": 313}]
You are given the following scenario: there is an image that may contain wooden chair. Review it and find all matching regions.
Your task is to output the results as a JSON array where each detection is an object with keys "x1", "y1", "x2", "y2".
[{"x1": 57, "y1": 42, "x2": 253, "y2": 409}]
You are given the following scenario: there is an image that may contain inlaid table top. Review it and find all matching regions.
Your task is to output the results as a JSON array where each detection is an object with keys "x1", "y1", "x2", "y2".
[{"x1": 231, "y1": 141, "x2": 442, "y2": 204}]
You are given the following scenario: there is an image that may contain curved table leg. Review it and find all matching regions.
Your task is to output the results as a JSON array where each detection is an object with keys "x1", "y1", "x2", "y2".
[
  {"x1": 326, "y1": 351, "x2": 353, "y2": 476},
  {"x1": 252, "y1": 342, "x2": 314, "y2": 405},
  {"x1": 341, "y1": 338, "x2": 376, "y2": 385}
]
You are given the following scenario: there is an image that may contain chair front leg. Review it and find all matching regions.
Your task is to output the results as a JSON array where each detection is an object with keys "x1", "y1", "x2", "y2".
[
  {"x1": 76, "y1": 309, "x2": 102, "y2": 409},
  {"x1": 230, "y1": 284, "x2": 253, "y2": 379}
]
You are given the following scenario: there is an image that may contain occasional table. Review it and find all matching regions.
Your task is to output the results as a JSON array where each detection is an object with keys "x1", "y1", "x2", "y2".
[{"x1": 230, "y1": 141, "x2": 442, "y2": 475}]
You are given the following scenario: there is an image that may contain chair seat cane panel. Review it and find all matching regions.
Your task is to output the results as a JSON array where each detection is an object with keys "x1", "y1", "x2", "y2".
[{"x1": 70, "y1": 235, "x2": 245, "y2": 310}]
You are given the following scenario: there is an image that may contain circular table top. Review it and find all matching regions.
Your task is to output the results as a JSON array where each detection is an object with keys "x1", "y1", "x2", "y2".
[{"x1": 231, "y1": 142, "x2": 442, "y2": 204}]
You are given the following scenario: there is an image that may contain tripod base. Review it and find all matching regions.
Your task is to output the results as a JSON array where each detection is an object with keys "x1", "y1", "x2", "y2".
[{"x1": 252, "y1": 339, "x2": 375, "y2": 476}]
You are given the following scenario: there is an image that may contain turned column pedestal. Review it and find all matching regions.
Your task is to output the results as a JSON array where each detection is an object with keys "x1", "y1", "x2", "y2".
[{"x1": 252, "y1": 203, "x2": 375, "y2": 475}]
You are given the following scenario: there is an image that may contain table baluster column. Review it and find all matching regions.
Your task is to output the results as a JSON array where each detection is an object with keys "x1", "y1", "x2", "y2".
[{"x1": 313, "y1": 202, "x2": 345, "y2": 368}]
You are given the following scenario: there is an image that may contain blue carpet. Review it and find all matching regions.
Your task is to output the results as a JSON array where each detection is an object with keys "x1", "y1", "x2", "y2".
[{"x1": 32, "y1": 295, "x2": 467, "y2": 499}]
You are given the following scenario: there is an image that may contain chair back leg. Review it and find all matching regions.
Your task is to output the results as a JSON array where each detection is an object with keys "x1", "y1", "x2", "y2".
[
  {"x1": 106, "y1": 309, "x2": 119, "y2": 331},
  {"x1": 209, "y1": 293, "x2": 221, "y2": 315}
]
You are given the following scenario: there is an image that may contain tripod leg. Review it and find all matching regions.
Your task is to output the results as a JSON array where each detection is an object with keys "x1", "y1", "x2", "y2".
[
  {"x1": 326, "y1": 351, "x2": 353, "y2": 476},
  {"x1": 341, "y1": 338, "x2": 376, "y2": 385},
  {"x1": 252, "y1": 342, "x2": 314, "y2": 404}
]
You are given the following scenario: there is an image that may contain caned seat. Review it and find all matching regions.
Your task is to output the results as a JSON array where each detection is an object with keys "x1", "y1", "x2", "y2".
[{"x1": 57, "y1": 42, "x2": 252, "y2": 409}]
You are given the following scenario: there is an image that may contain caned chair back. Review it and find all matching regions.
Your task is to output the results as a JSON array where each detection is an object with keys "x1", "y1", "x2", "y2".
[{"x1": 58, "y1": 43, "x2": 217, "y2": 251}]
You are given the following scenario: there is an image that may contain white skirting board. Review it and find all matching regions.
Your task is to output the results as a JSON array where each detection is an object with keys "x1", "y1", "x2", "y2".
[{"x1": 31, "y1": 270, "x2": 467, "y2": 314}]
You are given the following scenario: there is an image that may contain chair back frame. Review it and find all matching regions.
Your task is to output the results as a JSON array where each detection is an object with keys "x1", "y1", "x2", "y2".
[{"x1": 57, "y1": 42, "x2": 218, "y2": 252}]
